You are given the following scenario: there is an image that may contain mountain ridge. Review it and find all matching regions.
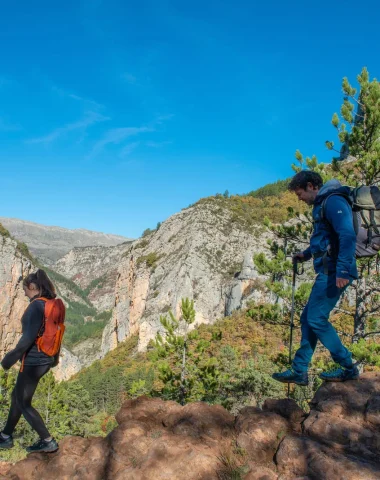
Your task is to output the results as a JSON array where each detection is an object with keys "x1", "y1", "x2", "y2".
[{"x1": 0, "y1": 217, "x2": 132, "y2": 264}]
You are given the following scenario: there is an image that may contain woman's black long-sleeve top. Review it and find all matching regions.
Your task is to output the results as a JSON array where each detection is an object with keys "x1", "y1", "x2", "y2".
[{"x1": 1, "y1": 296, "x2": 54, "y2": 370}]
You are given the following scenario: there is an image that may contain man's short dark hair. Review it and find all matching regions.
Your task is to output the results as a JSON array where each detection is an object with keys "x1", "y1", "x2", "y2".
[{"x1": 288, "y1": 171, "x2": 323, "y2": 191}]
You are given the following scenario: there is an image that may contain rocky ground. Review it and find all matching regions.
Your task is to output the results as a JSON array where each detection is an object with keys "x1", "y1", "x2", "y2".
[{"x1": 1, "y1": 372, "x2": 379, "y2": 479}]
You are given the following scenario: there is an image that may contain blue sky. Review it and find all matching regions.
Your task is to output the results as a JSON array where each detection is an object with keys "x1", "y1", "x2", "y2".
[{"x1": 1, "y1": 0, "x2": 379, "y2": 238}]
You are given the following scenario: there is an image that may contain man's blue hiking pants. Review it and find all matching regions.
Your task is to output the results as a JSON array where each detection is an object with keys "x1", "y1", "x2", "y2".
[{"x1": 292, "y1": 273, "x2": 353, "y2": 374}]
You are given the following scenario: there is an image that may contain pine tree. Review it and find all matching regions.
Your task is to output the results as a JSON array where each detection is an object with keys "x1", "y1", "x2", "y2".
[{"x1": 152, "y1": 298, "x2": 220, "y2": 404}]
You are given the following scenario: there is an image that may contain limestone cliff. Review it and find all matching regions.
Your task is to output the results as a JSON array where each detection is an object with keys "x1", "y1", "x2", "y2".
[
  {"x1": 53, "y1": 347, "x2": 82, "y2": 381},
  {"x1": 0, "y1": 232, "x2": 32, "y2": 359},
  {"x1": 54, "y1": 243, "x2": 130, "y2": 311},
  {"x1": 102, "y1": 200, "x2": 272, "y2": 355}
]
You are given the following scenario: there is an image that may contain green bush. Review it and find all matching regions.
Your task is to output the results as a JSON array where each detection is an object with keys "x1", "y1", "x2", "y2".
[
  {"x1": 136, "y1": 252, "x2": 162, "y2": 270},
  {"x1": 135, "y1": 239, "x2": 149, "y2": 249},
  {"x1": 0, "y1": 223, "x2": 11, "y2": 238},
  {"x1": 247, "y1": 178, "x2": 290, "y2": 198}
]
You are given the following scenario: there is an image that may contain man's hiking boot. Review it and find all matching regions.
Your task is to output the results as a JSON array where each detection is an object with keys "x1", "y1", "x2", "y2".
[
  {"x1": 26, "y1": 438, "x2": 59, "y2": 453},
  {"x1": 272, "y1": 369, "x2": 309, "y2": 386},
  {"x1": 0, "y1": 433, "x2": 13, "y2": 449},
  {"x1": 319, "y1": 364, "x2": 360, "y2": 382}
]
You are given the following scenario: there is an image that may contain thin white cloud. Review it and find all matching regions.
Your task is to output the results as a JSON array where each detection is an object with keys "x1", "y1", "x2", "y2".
[
  {"x1": 27, "y1": 111, "x2": 109, "y2": 145},
  {"x1": 120, "y1": 141, "x2": 140, "y2": 158},
  {"x1": 146, "y1": 140, "x2": 172, "y2": 148},
  {"x1": 89, "y1": 126, "x2": 152, "y2": 158},
  {"x1": 51, "y1": 86, "x2": 104, "y2": 110},
  {"x1": 121, "y1": 73, "x2": 137, "y2": 85},
  {"x1": 155, "y1": 114, "x2": 175, "y2": 124}
]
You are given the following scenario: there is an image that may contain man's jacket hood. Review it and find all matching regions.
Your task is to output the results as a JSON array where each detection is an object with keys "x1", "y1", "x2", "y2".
[{"x1": 315, "y1": 179, "x2": 342, "y2": 203}]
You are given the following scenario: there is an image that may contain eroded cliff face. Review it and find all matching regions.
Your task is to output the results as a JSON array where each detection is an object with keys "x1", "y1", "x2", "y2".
[
  {"x1": 54, "y1": 243, "x2": 130, "y2": 311},
  {"x1": 101, "y1": 201, "x2": 272, "y2": 355},
  {"x1": 0, "y1": 234, "x2": 33, "y2": 359}
]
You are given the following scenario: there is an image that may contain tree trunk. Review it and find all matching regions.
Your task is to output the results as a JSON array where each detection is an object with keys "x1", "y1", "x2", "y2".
[{"x1": 353, "y1": 277, "x2": 366, "y2": 342}]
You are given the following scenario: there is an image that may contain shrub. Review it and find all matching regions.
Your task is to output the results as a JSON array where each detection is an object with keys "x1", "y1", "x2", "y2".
[{"x1": 136, "y1": 252, "x2": 162, "y2": 270}]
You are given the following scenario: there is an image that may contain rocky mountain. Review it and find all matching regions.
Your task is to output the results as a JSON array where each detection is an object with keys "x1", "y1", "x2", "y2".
[
  {"x1": 0, "y1": 229, "x2": 33, "y2": 360},
  {"x1": 0, "y1": 217, "x2": 130, "y2": 265},
  {"x1": 0, "y1": 189, "x2": 301, "y2": 379},
  {"x1": 2, "y1": 373, "x2": 379, "y2": 479},
  {"x1": 101, "y1": 196, "x2": 275, "y2": 356},
  {"x1": 54, "y1": 243, "x2": 131, "y2": 311}
]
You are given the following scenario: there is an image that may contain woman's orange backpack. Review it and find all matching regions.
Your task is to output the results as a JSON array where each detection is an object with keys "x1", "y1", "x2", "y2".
[
  {"x1": 21, "y1": 297, "x2": 66, "y2": 371},
  {"x1": 35, "y1": 297, "x2": 66, "y2": 356}
]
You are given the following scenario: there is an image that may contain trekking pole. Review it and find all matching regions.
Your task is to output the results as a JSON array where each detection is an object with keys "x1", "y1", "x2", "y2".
[{"x1": 287, "y1": 260, "x2": 303, "y2": 398}]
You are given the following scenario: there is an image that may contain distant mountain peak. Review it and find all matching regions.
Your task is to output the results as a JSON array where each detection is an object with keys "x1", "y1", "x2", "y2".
[{"x1": 0, "y1": 217, "x2": 132, "y2": 264}]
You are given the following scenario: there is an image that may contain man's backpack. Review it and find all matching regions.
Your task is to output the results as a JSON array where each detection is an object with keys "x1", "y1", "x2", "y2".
[
  {"x1": 35, "y1": 297, "x2": 66, "y2": 356},
  {"x1": 321, "y1": 185, "x2": 380, "y2": 258}
]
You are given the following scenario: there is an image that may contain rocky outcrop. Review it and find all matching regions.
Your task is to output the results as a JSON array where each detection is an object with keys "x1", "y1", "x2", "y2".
[
  {"x1": 0, "y1": 233, "x2": 33, "y2": 358},
  {"x1": 0, "y1": 217, "x2": 130, "y2": 265},
  {"x1": 102, "y1": 201, "x2": 273, "y2": 354},
  {"x1": 54, "y1": 243, "x2": 130, "y2": 311},
  {"x1": 3, "y1": 373, "x2": 379, "y2": 479},
  {"x1": 225, "y1": 251, "x2": 267, "y2": 315},
  {"x1": 52, "y1": 347, "x2": 82, "y2": 382},
  {"x1": 275, "y1": 372, "x2": 380, "y2": 479},
  {"x1": 72, "y1": 337, "x2": 102, "y2": 369}
]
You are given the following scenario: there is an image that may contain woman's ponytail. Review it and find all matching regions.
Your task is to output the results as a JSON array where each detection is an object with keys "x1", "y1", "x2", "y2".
[{"x1": 23, "y1": 269, "x2": 56, "y2": 299}]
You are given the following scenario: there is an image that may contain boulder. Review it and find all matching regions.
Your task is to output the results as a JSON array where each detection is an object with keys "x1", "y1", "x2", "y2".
[
  {"x1": 244, "y1": 464, "x2": 278, "y2": 479},
  {"x1": 303, "y1": 410, "x2": 380, "y2": 462},
  {"x1": 115, "y1": 395, "x2": 182, "y2": 429},
  {"x1": 3, "y1": 374, "x2": 380, "y2": 479},
  {"x1": 163, "y1": 401, "x2": 235, "y2": 440},
  {"x1": 262, "y1": 398, "x2": 305, "y2": 433},
  {"x1": 276, "y1": 434, "x2": 380, "y2": 480},
  {"x1": 236, "y1": 407, "x2": 289, "y2": 463}
]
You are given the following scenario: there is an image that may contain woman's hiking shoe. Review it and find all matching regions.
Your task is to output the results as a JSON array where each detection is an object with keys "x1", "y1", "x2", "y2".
[
  {"x1": 0, "y1": 434, "x2": 13, "y2": 449},
  {"x1": 26, "y1": 438, "x2": 59, "y2": 453},
  {"x1": 319, "y1": 364, "x2": 360, "y2": 382},
  {"x1": 272, "y1": 369, "x2": 309, "y2": 386}
]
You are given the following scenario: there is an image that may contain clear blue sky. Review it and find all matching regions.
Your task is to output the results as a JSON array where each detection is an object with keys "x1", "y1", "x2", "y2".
[{"x1": 1, "y1": 0, "x2": 379, "y2": 238}]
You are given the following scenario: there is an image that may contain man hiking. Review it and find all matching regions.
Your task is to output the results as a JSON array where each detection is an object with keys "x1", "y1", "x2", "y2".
[{"x1": 273, "y1": 171, "x2": 359, "y2": 385}]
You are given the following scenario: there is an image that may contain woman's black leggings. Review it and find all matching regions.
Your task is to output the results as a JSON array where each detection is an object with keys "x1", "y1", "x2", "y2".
[{"x1": 3, "y1": 364, "x2": 51, "y2": 439}]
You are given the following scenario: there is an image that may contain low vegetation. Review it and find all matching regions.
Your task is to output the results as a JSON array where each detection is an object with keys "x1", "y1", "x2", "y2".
[{"x1": 136, "y1": 251, "x2": 163, "y2": 270}]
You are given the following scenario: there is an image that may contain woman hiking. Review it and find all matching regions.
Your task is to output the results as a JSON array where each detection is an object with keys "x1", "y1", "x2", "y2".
[{"x1": 0, "y1": 269, "x2": 60, "y2": 453}]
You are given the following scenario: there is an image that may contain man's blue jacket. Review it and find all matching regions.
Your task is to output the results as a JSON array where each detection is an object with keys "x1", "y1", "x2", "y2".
[{"x1": 303, "y1": 180, "x2": 358, "y2": 280}]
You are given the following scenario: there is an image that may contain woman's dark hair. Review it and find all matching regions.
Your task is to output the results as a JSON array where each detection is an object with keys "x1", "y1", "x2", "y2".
[
  {"x1": 23, "y1": 269, "x2": 56, "y2": 299},
  {"x1": 288, "y1": 171, "x2": 323, "y2": 191}
]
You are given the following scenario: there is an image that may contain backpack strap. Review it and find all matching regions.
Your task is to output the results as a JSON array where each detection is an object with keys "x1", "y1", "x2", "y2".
[
  {"x1": 31, "y1": 297, "x2": 49, "y2": 339},
  {"x1": 31, "y1": 297, "x2": 48, "y2": 303},
  {"x1": 320, "y1": 192, "x2": 353, "y2": 225}
]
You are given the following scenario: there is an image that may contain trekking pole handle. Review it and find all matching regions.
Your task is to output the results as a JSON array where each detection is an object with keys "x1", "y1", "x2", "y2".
[{"x1": 293, "y1": 259, "x2": 304, "y2": 276}]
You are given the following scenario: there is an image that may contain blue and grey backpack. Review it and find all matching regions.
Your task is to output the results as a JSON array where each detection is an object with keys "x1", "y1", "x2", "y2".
[{"x1": 321, "y1": 185, "x2": 380, "y2": 258}]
